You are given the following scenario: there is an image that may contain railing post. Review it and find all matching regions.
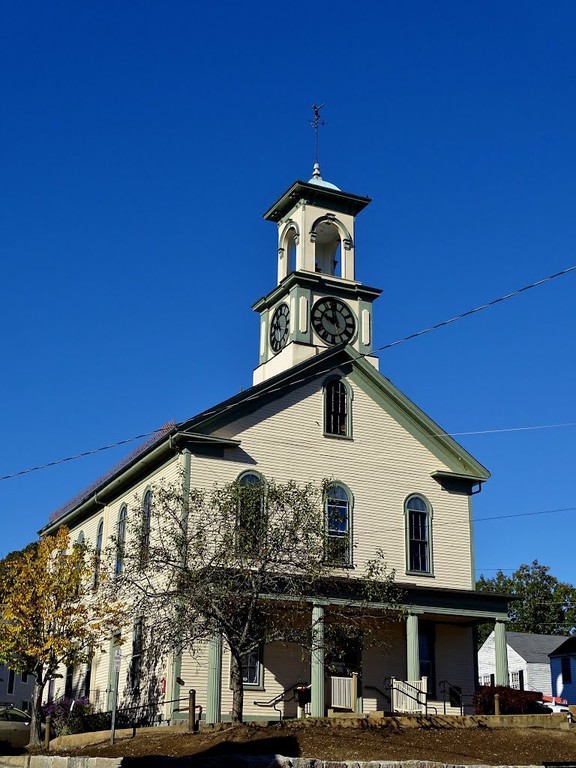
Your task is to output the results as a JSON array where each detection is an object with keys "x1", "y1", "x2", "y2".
[
  {"x1": 494, "y1": 693, "x2": 500, "y2": 716},
  {"x1": 390, "y1": 676, "x2": 396, "y2": 713},
  {"x1": 44, "y1": 715, "x2": 51, "y2": 750},
  {"x1": 188, "y1": 689, "x2": 197, "y2": 733}
]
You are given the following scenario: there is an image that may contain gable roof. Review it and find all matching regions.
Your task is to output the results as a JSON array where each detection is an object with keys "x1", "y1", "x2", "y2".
[
  {"x1": 505, "y1": 632, "x2": 569, "y2": 663},
  {"x1": 43, "y1": 344, "x2": 489, "y2": 534},
  {"x1": 549, "y1": 637, "x2": 576, "y2": 657}
]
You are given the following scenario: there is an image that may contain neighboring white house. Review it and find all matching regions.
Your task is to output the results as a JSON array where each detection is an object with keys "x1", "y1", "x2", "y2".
[
  {"x1": 0, "y1": 664, "x2": 34, "y2": 711},
  {"x1": 478, "y1": 631, "x2": 568, "y2": 697},
  {"x1": 549, "y1": 637, "x2": 576, "y2": 704},
  {"x1": 41, "y1": 166, "x2": 512, "y2": 722}
]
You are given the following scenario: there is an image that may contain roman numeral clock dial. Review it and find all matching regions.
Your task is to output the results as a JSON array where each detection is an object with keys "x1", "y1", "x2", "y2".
[
  {"x1": 269, "y1": 303, "x2": 290, "y2": 353},
  {"x1": 311, "y1": 298, "x2": 356, "y2": 345}
]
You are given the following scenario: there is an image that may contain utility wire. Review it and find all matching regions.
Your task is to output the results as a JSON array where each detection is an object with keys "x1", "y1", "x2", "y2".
[
  {"x1": 1, "y1": 264, "x2": 575, "y2": 485},
  {"x1": 474, "y1": 506, "x2": 576, "y2": 522}
]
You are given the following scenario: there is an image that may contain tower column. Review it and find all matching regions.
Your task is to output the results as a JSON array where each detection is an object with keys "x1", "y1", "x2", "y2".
[
  {"x1": 310, "y1": 602, "x2": 325, "y2": 717},
  {"x1": 206, "y1": 631, "x2": 223, "y2": 723},
  {"x1": 494, "y1": 619, "x2": 509, "y2": 686},
  {"x1": 406, "y1": 613, "x2": 420, "y2": 681}
]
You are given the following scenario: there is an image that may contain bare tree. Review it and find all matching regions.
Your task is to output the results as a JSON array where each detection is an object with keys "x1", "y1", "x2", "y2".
[{"x1": 108, "y1": 477, "x2": 402, "y2": 722}]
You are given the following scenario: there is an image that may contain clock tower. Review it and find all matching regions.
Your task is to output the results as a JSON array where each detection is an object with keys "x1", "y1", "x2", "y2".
[{"x1": 252, "y1": 164, "x2": 382, "y2": 385}]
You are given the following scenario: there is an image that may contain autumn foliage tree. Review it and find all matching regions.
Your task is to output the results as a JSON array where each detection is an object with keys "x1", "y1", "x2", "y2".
[
  {"x1": 476, "y1": 560, "x2": 576, "y2": 647},
  {"x1": 110, "y1": 477, "x2": 402, "y2": 722},
  {"x1": 0, "y1": 527, "x2": 122, "y2": 745}
]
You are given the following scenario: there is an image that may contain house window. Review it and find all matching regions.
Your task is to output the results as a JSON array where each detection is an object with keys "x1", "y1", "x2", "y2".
[
  {"x1": 324, "y1": 379, "x2": 350, "y2": 437},
  {"x1": 94, "y1": 519, "x2": 104, "y2": 588},
  {"x1": 21, "y1": 673, "x2": 28, "y2": 684},
  {"x1": 406, "y1": 495, "x2": 432, "y2": 574},
  {"x1": 130, "y1": 619, "x2": 143, "y2": 693},
  {"x1": 562, "y1": 656, "x2": 572, "y2": 683},
  {"x1": 140, "y1": 489, "x2": 152, "y2": 568},
  {"x1": 116, "y1": 505, "x2": 128, "y2": 575},
  {"x1": 240, "y1": 647, "x2": 263, "y2": 687},
  {"x1": 325, "y1": 483, "x2": 351, "y2": 566},
  {"x1": 65, "y1": 665, "x2": 74, "y2": 698},
  {"x1": 7, "y1": 670, "x2": 15, "y2": 695},
  {"x1": 236, "y1": 473, "x2": 266, "y2": 556}
]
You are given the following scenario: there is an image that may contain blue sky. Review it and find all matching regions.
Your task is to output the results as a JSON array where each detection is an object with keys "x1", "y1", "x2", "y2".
[{"x1": 1, "y1": 1, "x2": 575, "y2": 587}]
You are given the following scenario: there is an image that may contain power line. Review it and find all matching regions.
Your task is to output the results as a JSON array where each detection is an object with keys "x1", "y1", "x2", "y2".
[
  {"x1": 1, "y1": 263, "x2": 575, "y2": 485},
  {"x1": 474, "y1": 506, "x2": 576, "y2": 523},
  {"x1": 374, "y1": 264, "x2": 576, "y2": 352},
  {"x1": 0, "y1": 429, "x2": 164, "y2": 482}
]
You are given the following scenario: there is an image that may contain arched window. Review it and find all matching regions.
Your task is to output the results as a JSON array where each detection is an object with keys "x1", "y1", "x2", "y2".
[
  {"x1": 313, "y1": 219, "x2": 341, "y2": 276},
  {"x1": 76, "y1": 531, "x2": 85, "y2": 546},
  {"x1": 115, "y1": 505, "x2": 127, "y2": 576},
  {"x1": 236, "y1": 473, "x2": 265, "y2": 556},
  {"x1": 406, "y1": 495, "x2": 432, "y2": 574},
  {"x1": 325, "y1": 484, "x2": 351, "y2": 566},
  {"x1": 286, "y1": 228, "x2": 297, "y2": 274},
  {"x1": 140, "y1": 489, "x2": 152, "y2": 568},
  {"x1": 93, "y1": 519, "x2": 104, "y2": 588},
  {"x1": 324, "y1": 378, "x2": 350, "y2": 437}
]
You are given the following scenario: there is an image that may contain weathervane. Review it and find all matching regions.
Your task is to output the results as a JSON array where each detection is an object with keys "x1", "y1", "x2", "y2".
[{"x1": 309, "y1": 103, "x2": 326, "y2": 172}]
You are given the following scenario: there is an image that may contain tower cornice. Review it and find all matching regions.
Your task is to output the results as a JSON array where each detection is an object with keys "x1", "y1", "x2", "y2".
[{"x1": 263, "y1": 180, "x2": 371, "y2": 222}]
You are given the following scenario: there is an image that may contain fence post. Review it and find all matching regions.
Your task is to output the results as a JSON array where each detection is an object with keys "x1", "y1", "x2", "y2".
[
  {"x1": 188, "y1": 689, "x2": 197, "y2": 733},
  {"x1": 44, "y1": 715, "x2": 51, "y2": 750},
  {"x1": 494, "y1": 693, "x2": 500, "y2": 716}
]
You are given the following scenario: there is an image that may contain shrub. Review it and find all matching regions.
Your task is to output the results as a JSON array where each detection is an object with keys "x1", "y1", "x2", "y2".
[
  {"x1": 474, "y1": 686, "x2": 548, "y2": 715},
  {"x1": 42, "y1": 697, "x2": 93, "y2": 736}
]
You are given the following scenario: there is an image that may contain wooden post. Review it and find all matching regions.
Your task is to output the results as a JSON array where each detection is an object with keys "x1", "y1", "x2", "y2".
[
  {"x1": 188, "y1": 689, "x2": 197, "y2": 733},
  {"x1": 44, "y1": 715, "x2": 51, "y2": 750},
  {"x1": 351, "y1": 673, "x2": 358, "y2": 713},
  {"x1": 494, "y1": 693, "x2": 500, "y2": 716}
]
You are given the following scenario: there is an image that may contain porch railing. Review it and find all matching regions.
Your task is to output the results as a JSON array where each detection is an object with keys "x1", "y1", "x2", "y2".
[
  {"x1": 330, "y1": 673, "x2": 358, "y2": 711},
  {"x1": 390, "y1": 676, "x2": 428, "y2": 713}
]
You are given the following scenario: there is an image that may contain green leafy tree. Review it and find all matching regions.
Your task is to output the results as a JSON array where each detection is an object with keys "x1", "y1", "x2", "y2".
[
  {"x1": 476, "y1": 560, "x2": 576, "y2": 647},
  {"x1": 110, "y1": 478, "x2": 403, "y2": 723},
  {"x1": 0, "y1": 527, "x2": 123, "y2": 745}
]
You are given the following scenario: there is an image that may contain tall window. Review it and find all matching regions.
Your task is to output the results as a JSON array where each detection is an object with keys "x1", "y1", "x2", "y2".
[
  {"x1": 140, "y1": 489, "x2": 152, "y2": 568},
  {"x1": 406, "y1": 495, "x2": 431, "y2": 574},
  {"x1": 7, "y1": 669, "x2": 15, "y2": 695},
  {"x1": 115, "y1": 505, "x2": 127, "y2": 576},
  {"x1": 130, "y1": 619, "x2": 144, "y2": 693},
  {"x1": 324, "y1": 379, "x2": 350, "y2": 437},
  {"x1": 94, "y1": 519, "x2": 104, "y2": 588},
  {"x1": 236, "y1": 473, "x2": 265, "y2": 556},
  {"x1": 325, "y1": 484, "x2": 351, "y2": 566}
]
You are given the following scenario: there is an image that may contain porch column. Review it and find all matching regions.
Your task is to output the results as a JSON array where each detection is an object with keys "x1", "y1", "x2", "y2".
[
  {"x1": 494, "y1": 619, "x2": 508, "y2": 686},
  {"x1": 406, "y1": 613, "x2": 420, "y2": 681},
  {"x1": 206, "y1": 631, "x2": 223, "y2": 724},
  {"x1": 311, "y1": 602, "x2": 325, "y2": 717}
]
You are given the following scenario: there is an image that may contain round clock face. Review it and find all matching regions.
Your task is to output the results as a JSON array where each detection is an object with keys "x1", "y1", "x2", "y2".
[
  {"x1": 269, "y1": 303, "x2": 290, "y2": 353},
  {"x1": 311, "y1": 298, "x2": 356, "y2": 345}
]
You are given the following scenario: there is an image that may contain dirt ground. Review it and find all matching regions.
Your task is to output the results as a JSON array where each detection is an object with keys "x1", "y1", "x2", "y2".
[{"x1": 41, "y1": 719, "x2": 576, "y2": 765}]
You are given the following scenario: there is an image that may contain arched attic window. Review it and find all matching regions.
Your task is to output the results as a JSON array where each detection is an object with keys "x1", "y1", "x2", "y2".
[
  {"x1": 313, "y1": 219, "x2": 342, "y2": 276},
  {"x1": 236, "y1": 472, "x2": 266, "y2": 556},
  {"x1": 324, "y1": 378, "x2": 351, "y2": 437}
]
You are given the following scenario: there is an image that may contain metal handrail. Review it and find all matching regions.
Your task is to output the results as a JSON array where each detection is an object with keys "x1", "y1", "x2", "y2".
[
  {"x1": 390, "y1": 678, "x2": 432, "y2": 714},
  {"x1": 438, "y1": 680, "x2": 474, "y2": 715},
  {"x1": 253, "y1": 682, "x2": 302, "y2": 720}
]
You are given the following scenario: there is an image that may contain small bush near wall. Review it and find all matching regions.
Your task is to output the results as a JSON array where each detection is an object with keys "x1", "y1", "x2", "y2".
[
  {"x1": 42, "y1": 698, "x2": 93, "y2": 736},
  {"x1": 474, "y1": 686, "x2": 548, "y2": 715},
  {"x1": 42, "y1": 698, "x2": 134, "y2": 736}
]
